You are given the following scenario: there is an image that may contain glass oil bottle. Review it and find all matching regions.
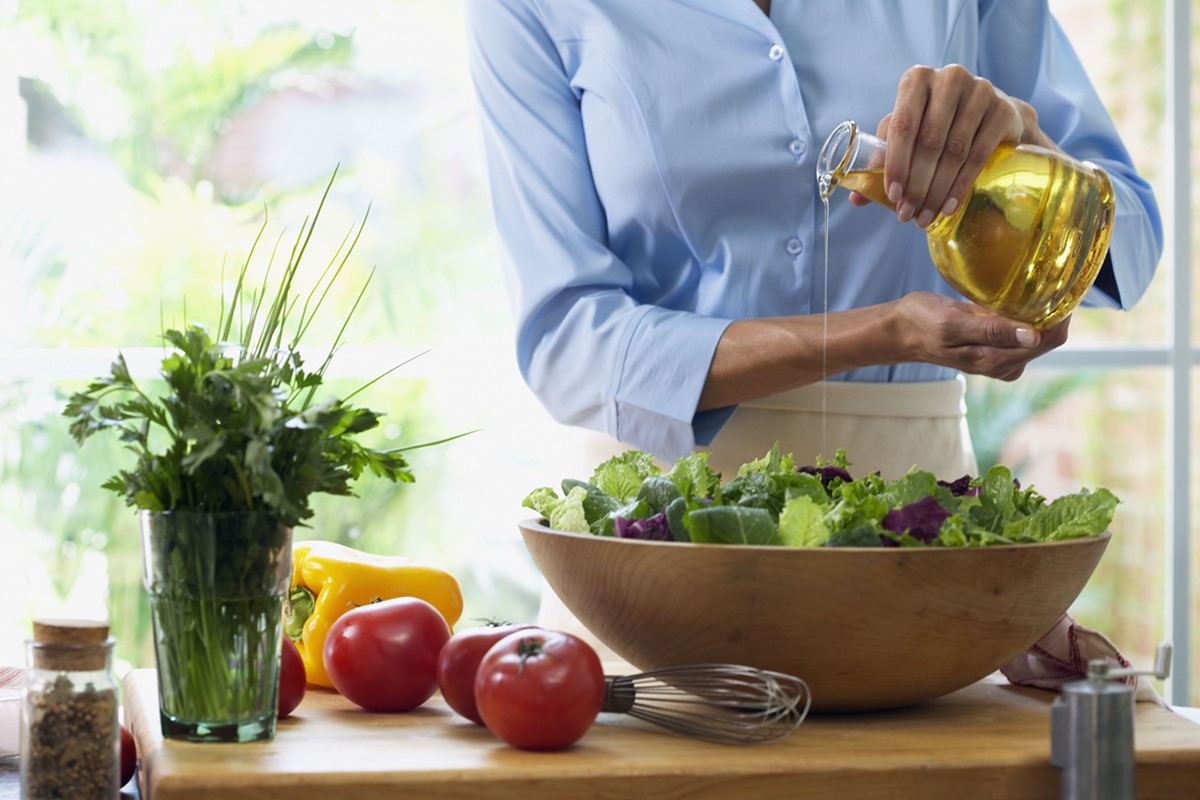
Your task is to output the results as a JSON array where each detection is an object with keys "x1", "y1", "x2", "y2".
[{"x1": 817, "y1": 120, "x2": 1114, "y2": 329}]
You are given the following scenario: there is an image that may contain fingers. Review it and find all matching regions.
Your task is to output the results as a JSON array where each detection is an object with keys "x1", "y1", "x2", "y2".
[
  {"x1": 883, "y1": 65, "x2": 1025, "y2": 229},
  {"x1": 900, "y1": 294, "x2": 1069, "y2": 380},
  {"x1": 941, "y1": 96, "x2": 1013, "y2": 210},
  {"x1": 924, "y1": 80, "x2": 995, "y2": 221},
  {"x1": 883, "y1": 69, "x2": 927, "y2": 210},
  {"x1": 890, "y1": 66, "x2": 975, "y2": 225},
  {"x1": 974, "y1": 315, "x2": 1040, "y2": 351}
]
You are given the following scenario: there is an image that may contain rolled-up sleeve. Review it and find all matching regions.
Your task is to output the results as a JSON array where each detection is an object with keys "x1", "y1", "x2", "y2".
[{"x1": 465, "y1": 0, "x2": 733, "y2": 460}]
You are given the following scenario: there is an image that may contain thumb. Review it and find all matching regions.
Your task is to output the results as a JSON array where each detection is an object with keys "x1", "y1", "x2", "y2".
[
  {"x1": 1014, "y1": 325, "x2": 1039, "y2": 348},
  {"x1": 981, "y1": 317, "x2": 1040, "y2": 349}
]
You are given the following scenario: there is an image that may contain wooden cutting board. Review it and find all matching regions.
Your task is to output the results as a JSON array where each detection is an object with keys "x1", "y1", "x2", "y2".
[{"x1": 124, "y1": 669, "x2": 1200, "y2": 800}]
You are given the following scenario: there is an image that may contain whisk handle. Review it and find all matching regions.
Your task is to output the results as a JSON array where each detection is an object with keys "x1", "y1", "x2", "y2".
[{"x1": 601, "y1": 676, "x2": 636, "y2": 714}]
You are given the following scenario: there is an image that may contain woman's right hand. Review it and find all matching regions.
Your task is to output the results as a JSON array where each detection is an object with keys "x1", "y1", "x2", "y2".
[
  {"x1": 869, "y1": 64, "x2": 1049, "y2": 230},
  {"x1": 894, "y1": 292, "x2": 1068, "y2": 381}
]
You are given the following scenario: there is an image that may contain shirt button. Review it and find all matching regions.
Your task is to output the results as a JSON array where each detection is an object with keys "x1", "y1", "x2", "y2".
[
  {"x1": 786, "y1": 238, "x2": 804, "y2": 255},
  {"x1": 789, "y1": 139, "x2": 807, "y2": 157},
  {"x1": 768, "y1": 44, "x2": 784, "y2": 61}
]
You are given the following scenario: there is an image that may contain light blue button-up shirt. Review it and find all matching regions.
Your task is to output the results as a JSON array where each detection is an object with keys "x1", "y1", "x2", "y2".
[{"x1": 465, "y1": 0, "x2": 1162, "y2": 461}]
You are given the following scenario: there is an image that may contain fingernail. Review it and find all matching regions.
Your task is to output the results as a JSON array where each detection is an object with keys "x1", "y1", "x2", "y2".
[
  {"x1": 898, "y1": 203, "x2": 915, "y2": 223},
  {"x1": 916, "y1": 209, "x2": 935, "y2": 228},
  {"x1": 941, "y1": 196, "x2": 959, "y2": 217},
  {"x1": 1015, "y1": 327, "x2": 1038, "y2": 347},
  {"x1": 887, "y1": 182, "x2": 903, "y2": 204}
]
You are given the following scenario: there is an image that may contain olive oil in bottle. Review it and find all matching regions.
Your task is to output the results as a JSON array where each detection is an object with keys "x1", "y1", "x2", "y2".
[{"x1": 817, "y1": 121, "x2": 1114, "y2": 329}]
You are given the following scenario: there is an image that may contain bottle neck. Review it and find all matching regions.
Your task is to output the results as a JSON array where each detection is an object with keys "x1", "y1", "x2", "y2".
[{"x1": 816, "y1": 120, "x2": 861, "y2": 200}]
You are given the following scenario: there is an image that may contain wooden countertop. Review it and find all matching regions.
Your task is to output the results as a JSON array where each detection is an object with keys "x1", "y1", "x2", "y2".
[{"x1": 124, "y1": 669, "x2": 1200, "y2": 800}]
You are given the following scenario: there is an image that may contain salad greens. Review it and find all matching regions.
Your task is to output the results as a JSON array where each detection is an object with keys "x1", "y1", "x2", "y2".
[{"x1": 522, "y1": 444, "x2": 1119, "y2": 548}]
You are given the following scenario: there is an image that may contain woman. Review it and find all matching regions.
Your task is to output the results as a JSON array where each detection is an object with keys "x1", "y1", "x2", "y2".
[{"x1": 464, "y1": 0, "x2": 1161, "y2": 481}]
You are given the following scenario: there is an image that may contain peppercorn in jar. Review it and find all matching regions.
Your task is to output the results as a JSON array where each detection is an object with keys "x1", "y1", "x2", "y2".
[{"x1": 20, "y1": 619, "x2": 120, "y2": 799}]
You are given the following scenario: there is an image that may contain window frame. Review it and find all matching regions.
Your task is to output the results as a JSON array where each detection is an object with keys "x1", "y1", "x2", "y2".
[{"x1": 1033, "y1": 0, "x2": 1193, "y2": 703}]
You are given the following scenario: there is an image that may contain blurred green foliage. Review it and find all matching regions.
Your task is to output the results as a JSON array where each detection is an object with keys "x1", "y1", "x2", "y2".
[
  {"x1": 2, "y1": 1, "x2": 535, "y2": 671},
  {"x1": 965, "y1": 372, "x2": 1102, "y2": 474},
  {"x1": 16, "y1": 0, "x2": 355, "y2": 191}
]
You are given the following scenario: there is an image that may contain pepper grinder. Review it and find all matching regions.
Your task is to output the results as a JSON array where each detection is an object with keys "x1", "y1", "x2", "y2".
[{"x1": 1050, "y1": 642, "x2": 1172, "y2": 800}]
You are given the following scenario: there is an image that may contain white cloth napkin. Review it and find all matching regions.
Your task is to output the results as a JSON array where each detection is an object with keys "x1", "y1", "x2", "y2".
[
  {"x1": 1000, "y1": 613, "x2": 1166, "y2": 706},
  {"x1": 0, "y1": 665, "x2": 25, "y2": 756}
]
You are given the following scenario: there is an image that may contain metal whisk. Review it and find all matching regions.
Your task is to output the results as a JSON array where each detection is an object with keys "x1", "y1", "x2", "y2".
[{"x1": 600, "y1": 663, "x2": 811, "y2": 745}]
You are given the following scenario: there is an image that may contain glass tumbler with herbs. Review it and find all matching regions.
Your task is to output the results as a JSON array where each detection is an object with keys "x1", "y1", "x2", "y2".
[{"x1": 63, "y1": 170, "x2": 465, "y2": 743}]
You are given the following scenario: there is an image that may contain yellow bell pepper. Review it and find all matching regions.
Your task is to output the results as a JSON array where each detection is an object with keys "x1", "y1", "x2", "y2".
[{"x1": 284, "y1": 540, "x2": 464, "y2": 689}]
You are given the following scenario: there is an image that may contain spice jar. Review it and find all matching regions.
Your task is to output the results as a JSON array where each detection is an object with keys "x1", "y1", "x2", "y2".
[{"x1": 20, "y1": 619, "x2": 120, "y2": 800}]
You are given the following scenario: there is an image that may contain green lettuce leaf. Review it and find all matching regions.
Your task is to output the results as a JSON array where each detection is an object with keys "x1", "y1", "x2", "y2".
[
  {"x1": 685, "y1": 506, "x2": 781, "y2": 545},
  {"x1": 527, "y1": 443, "x2": 1120, "y2": 550},
  {"x1": 591, "y1": 450, "x2": 661, "y2": 502},
  {"x1": 664, "y1": 451, "x2": 721, "y2": 503},
  {"x1": 1002, "y1": 488, "x2": 1119, "y2": 542},
  {"x1": 561, "y1": 478, "x2": 620, "y2": 526},
  {"x1": 779, "y1": 495, "x2": 830, "y2": 547},
  {"x1": 522, "y1": 485, "x2": 590, "y2": 534}
]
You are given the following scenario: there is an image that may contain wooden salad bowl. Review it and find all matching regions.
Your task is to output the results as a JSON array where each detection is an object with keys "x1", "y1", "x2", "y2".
[{"x1": 519, "y1": 519, "x2": 1110, "y2": 712}]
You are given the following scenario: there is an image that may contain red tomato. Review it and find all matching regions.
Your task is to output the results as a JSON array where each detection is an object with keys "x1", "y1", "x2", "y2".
[
  {"x1": 119, "y1": 722, "x2": 136, "y2": 787},
  {"x1": 323, "y1": 596, "x2": 452, "y2": 712},
  {"x1": 278, "y1": 634, "x2": 307, "y2": 719},
  {"x1": 474, "y1": 629, "x2": 605, "y2": 751},
  {"x1": 436, "y1": 623, "x2": 535, "y2": 725}
]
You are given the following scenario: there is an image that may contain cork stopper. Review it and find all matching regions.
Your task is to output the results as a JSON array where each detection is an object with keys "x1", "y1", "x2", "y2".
[{"x1": 30, "y1": 618, "x2": 112, "y2": 671}]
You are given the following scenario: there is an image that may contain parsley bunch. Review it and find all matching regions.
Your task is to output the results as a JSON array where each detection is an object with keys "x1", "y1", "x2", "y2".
[{"x1": 65, "y1": 172, "x2": 442, "y2": 529}]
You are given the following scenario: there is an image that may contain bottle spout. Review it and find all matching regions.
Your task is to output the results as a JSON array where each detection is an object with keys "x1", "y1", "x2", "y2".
[
  {"x1": 816, "y1": 120, "x2": 859, "y2": 200},
  {"x1": 816, "y1": 120, "x2": 895, "y2": 209}
]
